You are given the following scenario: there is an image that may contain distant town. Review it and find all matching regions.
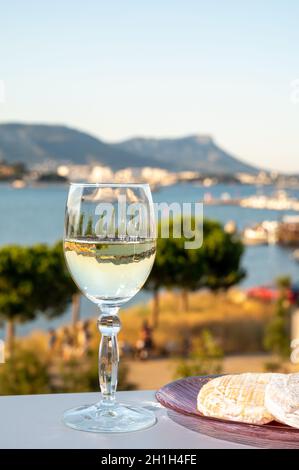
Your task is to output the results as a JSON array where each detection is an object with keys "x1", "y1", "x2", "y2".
[{"x1": 2, "y1": 158, "x2": 299, "y2": 191}]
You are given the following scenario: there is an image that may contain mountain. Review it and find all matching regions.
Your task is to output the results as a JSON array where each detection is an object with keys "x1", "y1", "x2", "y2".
[
  {"x1": 0, "y1": 123, "x2": 259, "y2": 174},
  {"x1": 114, "y1": 135, "x2": 258, "y2": 174},
  {"x1": 0, "y1": 123, "x2": 162, "y2": 170}
]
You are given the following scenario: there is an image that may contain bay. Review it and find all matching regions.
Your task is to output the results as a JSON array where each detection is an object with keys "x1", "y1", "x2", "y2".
[{"x1": 0, "y1": 182, "x2": 298, "y2": 338}]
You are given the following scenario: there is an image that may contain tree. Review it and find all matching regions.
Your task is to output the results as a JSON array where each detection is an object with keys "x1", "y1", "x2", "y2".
[
  {"x1": 0, "y1": 242, "x2": 78, "y2": 354},
  {"x1": 201, "y1": 219, "x2": 245, "y2": 291},
  {"x1": 51, "y1": 241, "x2": 80, "y2": 329},
  {"x1": 145, "y1": 218, "x2": 188, "y2": 327},
  {"x1": 85, "y1": 216, "x2": 93, "y2": 237},
  {"x1": 146, "y1": 217, "x2": 245, "y2": 326},
  {"x1": 264, "y1": 276, "x2": 292, "y2": 360},
  {"x1": 0, "y1": 245, "x2": 39, "y2": 354},
  {"x1": 78, "y1": 214, "x2": 85, "y2": 236},
  {"x1": 158, "y1": 218, "x2": 206, "y2": 312}
]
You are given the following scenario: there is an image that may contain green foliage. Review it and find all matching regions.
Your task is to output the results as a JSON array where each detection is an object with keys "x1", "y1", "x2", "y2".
[
  {"x1": 47, "y1": 241, "x2": 78, "y2": 318},
  {"x1": 84, "y1": 216, "x2": 93, "y2": 237},
  {"x1": 0, "y1": 245, "x2": 39, "y2": 322},
  {"x1": 0, "y1": 344, "x2": 135, "y2": 396},
  {"x1": 57, "y1": 349, "x2": 136, "y2": 393},
  {"x1": 147, "y1": 217, "x2": 245, "y2": 292},
  {"x1": 175, "y1": 360, "x2": 222, "y2": 378},
  {"x1": 174, "y1": 329, "x2": 223, "y2": 378},
  {"x1": 264, "y1": 278, "x2": 291, "y2": 359},
  {"x1": 275, "y1": 275, "x2": 291, "y2": 290},
  {"x1": 264, "y1": 361, "x2": 281, "y2": 372},
  {"x1": 78, "y1": 213, "x2": 85, "y2": 236},
  {"x1": 202, "y1": 220, "x2": 245, "y2": 290},
  {"x1": 264, "y1": 314, "x2": 290, "y2": 358},
  {"x1": 0, "y1": 242, "x2": 77, "y2": 325},
  {"x1": 0, "y1": 348, "x2": 51, "y2": 395},
  {"x1": 196, "y1": 329, "x2": 224, "y2": 358}
]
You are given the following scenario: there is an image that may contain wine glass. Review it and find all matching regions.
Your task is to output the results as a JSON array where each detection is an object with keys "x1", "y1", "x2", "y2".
[{"x1": 63, "y1": 183, "x2": 156, "y2": 433}]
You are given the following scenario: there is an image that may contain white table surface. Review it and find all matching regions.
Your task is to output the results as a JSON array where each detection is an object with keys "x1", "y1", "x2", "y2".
[{"x1": 0, "y1": 391, "x2": 253, "y2": 449}]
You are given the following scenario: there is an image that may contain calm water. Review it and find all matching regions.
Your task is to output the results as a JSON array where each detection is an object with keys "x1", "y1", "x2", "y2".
[{"x1": 0, "y1": 182, "x2": 298, "y2": 337}]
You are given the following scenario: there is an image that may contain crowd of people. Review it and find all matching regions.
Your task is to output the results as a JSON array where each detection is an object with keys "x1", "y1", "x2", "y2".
[
  {"x1": 120, "y1": 321, "x2": 154, "y2": 360},
  {"x1": 48, "y1": 319, "x2": 155, "y2": 361},
  {"x1": 48, "y1": 320, "x2": 92, "y2": 361},
  {"x1": 47, "y1": 319, "x2": 191, "y2": 361}
]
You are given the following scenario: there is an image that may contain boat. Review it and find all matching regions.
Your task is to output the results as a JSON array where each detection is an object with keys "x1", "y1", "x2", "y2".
[
  {"x1": 243, "y1": 226, "x2": 268, "y2": 245},
  {"x1": 11, "y1": 179, "x2": 26, "y2": 189},
  {"x1": 278, "y1": 216, "x2": 299, "y2": 246},
  {"x1": 242, "y1": 221, "x2": 279, "y2": 245},
  {"x1": 293, "y1": 249, "x2": 299, "y2": 262},
  {"x1": 240, "y1": 190, "x2": 299, "y2": 211},
  {"x1": 247, "y1": 284, "x2": 299, "y2": 304}
]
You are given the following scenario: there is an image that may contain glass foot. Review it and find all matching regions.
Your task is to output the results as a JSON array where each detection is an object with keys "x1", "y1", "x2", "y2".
[{"x1": 63, "y1": 401, "x2": 157, "y2": 433}]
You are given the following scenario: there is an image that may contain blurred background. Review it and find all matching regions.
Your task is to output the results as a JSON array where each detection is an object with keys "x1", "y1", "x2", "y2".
[{"x1": 0, "y1": 0, "x2": 299, "y2": 394}]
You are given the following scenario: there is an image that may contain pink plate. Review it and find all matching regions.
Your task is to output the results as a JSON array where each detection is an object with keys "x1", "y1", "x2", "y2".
[{"x1": 156, "y1": 375, "x2": 299, "y2": 448}]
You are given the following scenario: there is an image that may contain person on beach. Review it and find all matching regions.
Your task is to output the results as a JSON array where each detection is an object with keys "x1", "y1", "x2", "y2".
[
  {"x1": 136, "y1": 321, "x2": 154, "y2": 360},
  {"x1": 61, "y1": 327, "x2": 74, "y2": 361},
  {"x1": 48, "y1": 328, "x2": 57, "y2": 353},
  {"x1": 77, "y1": 320, "x2": 92, "y2": 356}
]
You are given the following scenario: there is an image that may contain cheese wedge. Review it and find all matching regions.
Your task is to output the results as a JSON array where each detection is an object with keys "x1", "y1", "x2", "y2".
[
  {"x1": 197, "y1": 373, "x2": 282, "y2": 425},
  {"x1": 265, "y1": 373, "x2": 299, "y2": 429}
]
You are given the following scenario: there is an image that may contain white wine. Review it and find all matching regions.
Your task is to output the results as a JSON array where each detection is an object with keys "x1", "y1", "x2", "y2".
[{"x1": 64, "y1": 238, "x2": 156, "y2": 305}]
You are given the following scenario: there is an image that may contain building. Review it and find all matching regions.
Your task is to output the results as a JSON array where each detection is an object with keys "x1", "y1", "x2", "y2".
[{"x1": 57, "y1": 164, "x2": 113, "y2": 183}]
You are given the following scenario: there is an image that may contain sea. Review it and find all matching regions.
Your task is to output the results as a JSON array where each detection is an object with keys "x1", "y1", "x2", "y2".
[{"x1": 0, "y1": 182, "x2": 299, "y2": 338}]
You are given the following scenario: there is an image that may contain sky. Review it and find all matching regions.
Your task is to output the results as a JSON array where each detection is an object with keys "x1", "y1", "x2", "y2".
[{"x1": 0, "y1": 0, "x2": 298, "y2": 172}]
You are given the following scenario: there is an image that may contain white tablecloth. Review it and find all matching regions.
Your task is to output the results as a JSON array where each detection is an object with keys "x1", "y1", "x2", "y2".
[{"x1": 0, "y1": 391, "x2": 253, "y2": 449}]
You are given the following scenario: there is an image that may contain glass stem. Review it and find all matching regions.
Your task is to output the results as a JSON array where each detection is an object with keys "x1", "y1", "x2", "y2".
[{"x1": 97, "y1": 306, "x2": 121, "y2": 406}]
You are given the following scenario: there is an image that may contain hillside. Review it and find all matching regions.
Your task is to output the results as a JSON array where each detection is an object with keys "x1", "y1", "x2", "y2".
[
  {"x1": 0, "y1": 123, "x2": 259, "y2": 174},
  {"x1": 115, "y1": 135, "x2": 258, "y2": 174},
  {"x1": 0, "y1": 123, "x2": 161, "y2": 170}
]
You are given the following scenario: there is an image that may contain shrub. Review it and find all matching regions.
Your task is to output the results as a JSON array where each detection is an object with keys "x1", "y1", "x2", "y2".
[
  {"x1": 174, "y1": 329, "x2": 223, "y2": 379},
  {"x1": 0, "y1": 348, "x2": 51, "y2": 395},
  {"x1": 56, "y1": 349, "x2": 136, "y2": 393}
]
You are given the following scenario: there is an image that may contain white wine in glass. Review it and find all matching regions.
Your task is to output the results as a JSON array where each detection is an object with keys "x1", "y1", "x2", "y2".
[
  {"x1": 63, "y1": 183, "x2": 157, "y2": 433},
  {"x1": 64, "y1": 239, "x2": 156, "y2": 305}
]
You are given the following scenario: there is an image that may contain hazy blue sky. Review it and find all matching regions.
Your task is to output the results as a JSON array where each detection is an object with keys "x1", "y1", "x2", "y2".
[{"x1": 0, "y1": 0, "x2": 298, "y2": 172}]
